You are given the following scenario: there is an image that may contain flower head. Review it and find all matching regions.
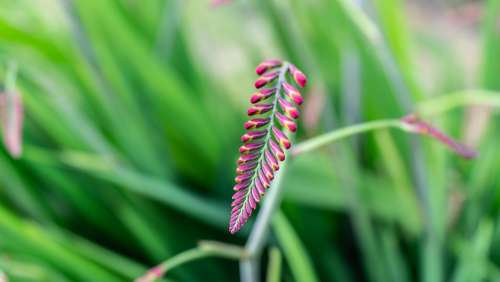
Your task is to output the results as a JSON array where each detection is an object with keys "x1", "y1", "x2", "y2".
[{"x1": 229, "y1": 60, "x2": 307, "y2": 234}]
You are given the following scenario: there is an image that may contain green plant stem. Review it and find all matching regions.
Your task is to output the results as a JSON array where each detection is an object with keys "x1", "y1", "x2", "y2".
[
  {"x1": 417, "y1": 90, "x2": 500, "y2": 117},
  {"x1": 240, "y1": 162, "x2": 288, "y2": 282},
  {"x1": 143, "y1": 241, "x2": 247, "y2": 281},
  {"x1": 292, "y1": 119, "x2": 403, "y2": 156},
  {"x1": 293, "y1": 90, "x2": 500, "y2": 156},
  {"x1": 265, "y1": 247, "x2": 282, "y2": 282}
]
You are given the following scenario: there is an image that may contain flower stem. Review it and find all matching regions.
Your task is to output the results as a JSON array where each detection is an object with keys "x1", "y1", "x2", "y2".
[
  {"x1": 137, "y1": 241, "x2": 247, "y2": 282},
  {"x1": 417, "y1": 90, "x2": 500, "y2": 117},
  {"x1": 292, "y1": 119, "x2": 403, "y2": 156},
  {"x1": 240, "y1": 161, "x2": 288, "y2": 282}
]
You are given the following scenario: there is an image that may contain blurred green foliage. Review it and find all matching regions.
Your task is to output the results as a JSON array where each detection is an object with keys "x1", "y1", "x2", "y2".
[{"x1": 0, "y1": 0, "x2": 499, "y2": 281}]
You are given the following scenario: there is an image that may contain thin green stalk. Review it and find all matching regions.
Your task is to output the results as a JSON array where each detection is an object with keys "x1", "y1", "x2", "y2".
[
  {"x1": 139, "y1": 241, "x2": 247, "y2": 282},
  {"x1": 293, "y1": 90, "x2": 500, "y2": 156},
  {"x1": 266, "y1": 247, "x2": 282, "y2": 282},
  {"x1": 240, "y1": 162, "x2": 289, "y2": 282},
  {"x1": 292, "y1": 119, "x2": 403, "y2": 156},
  {"x1": 417, "y1": 90, "x2": 500, "y2": 117},
  {"x1": 272, "y1": 211, "x2": 319, "y2": 282}
]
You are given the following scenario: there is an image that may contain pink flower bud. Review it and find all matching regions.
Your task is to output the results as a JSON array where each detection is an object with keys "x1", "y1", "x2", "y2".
[
  {"x1": 254, "y1": 71, "x2": 279, "y2": 89},
  {"x1": 271, "y1": 126, "x2": 291, "y2": 149},
  {"x1": 276, "y1": 112, "x2": 297, "y2": 132},
  {"x1": 236, "y1": 161, "x2": 258, "y2": 174},
  {"x1": 235, "y1": 172, "x2": 252, "y2": 183},
  {"x1": 278, "y1": 97, "x2": 299, "y2": 119},
  {"x1": 262, "y1": 163, "x2": 274, "y2": 180},
  {"x1": 282, "y1": 82, "x2": 303, "y2": 105},
  {"x1": 269, "y1": 139, "x2": 285, "y2": 161},
  {"x1": 237, "y1": 153, "x2": 259, "y2": 164},
  {"x1": 239, "y1": 142, "x2": 264, "y2": 153},
  {"x1": 255, "y1": 59, "x2": 282, "y2": 75},
  {"x1": 241, "y1": 130, "x2": 267, "y2": 142},
  {"x1": 244, "y1": 118, "x2": 270, "y2": 129},
  {"x1": 258, "y1": 171, "x2": 270, "y2": 189},
  {"x1": 247, "y1": 103, "x2": 273, "y2": 116},
  {"x1": 264, "y1": 150, "x2": 279, "y2": 171},
  {"x1": 250, "y1": 88, "x2": 276, "y2": 104},
  {"x1": 288, "y1": 64, "x2": 307, "y2": 87}
]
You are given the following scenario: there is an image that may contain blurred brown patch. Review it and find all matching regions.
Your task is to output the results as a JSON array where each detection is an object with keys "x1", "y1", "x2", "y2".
[{"x1": 302, "y1": 84, "x2": 326, "y2": 136}]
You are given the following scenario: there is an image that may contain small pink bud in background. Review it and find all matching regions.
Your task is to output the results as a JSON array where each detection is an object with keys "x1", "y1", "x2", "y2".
[
  {"x1": 400, "y1": 114, "x2": 477, "y2": 159},
  {"x1": 0, "y1": 92, "x2": 23, "y2": 158},
  {"x1": 135, "y1": 266, "x2": 165, "y2": 282},
  {"x1": 211, "y1": 0, "x2": 232, "y2": 7},
  {"x1": 255, "y1": 59, "x2": 282, "y2": 75}
]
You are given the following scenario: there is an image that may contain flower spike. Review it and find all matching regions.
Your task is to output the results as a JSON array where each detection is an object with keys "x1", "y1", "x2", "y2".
[{"x1": 229, "y1": 60, "x2": 308, "y2": 234}]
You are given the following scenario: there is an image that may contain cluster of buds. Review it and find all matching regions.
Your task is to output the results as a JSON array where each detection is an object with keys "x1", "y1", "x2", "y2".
[
  {"x1": 229, "y1": 59, "x2": 307, "y2": 234},
  {"x1": 400, "y1": 114, "x2": 477, "y2": 159}
]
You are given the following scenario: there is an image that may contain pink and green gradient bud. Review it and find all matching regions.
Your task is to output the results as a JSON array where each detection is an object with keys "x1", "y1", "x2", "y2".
[
  {"x1": 244, "y1": 118, "x2": 270, "y2": 129},
  {"x1": 235, "y1": 172, "x2": 252, "y2": 184},
  {"x1": 282, "y1": 82, "x2": 304, "y2": 105},
  {"x1": 275, "y1": 112, "x2": 297, "y2": 132},
  {"x1": 237, "y1": 153, "x2": 259, "y2": 164},
  {"x1": 272, "y1": 126, "x2": 291, "y2": 149},
  {"x1": 289, "y1": 64, "x2": 308, "y2": 87},
  {"x1": 250, "y1": 88, "x2": 276, "y2": 104},
  {"x1": 236, "y1": 161, "x2": 258, "y2": 174},
  {"x1": 269, "y1": 139, "x2": 286, "y2": 161},
  {"x1": 278, "y1": 97, "x2": 300, "y2": 119},
  {"x1": 241, "y1": 130, "x2": 267, "y2": 142},
  {"x1": 254, "y1": 71, "x2": 279, "y2": 89},
  {"x1": 239, "y1": 142, "x2": 264, "y2": 154},
  {"x1": 248, "y1": 103, "x2": 273, "y2": 116}
]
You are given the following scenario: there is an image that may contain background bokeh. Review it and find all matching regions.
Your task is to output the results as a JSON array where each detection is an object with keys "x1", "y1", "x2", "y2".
[{"x1": 0, "y1": 0, "x2": 499, "y2": 281}]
